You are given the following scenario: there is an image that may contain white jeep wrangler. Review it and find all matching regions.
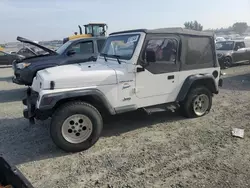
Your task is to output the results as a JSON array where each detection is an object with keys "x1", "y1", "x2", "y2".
[{"x1": 23, "y1": 28, "x2": 223, "y2": 152}]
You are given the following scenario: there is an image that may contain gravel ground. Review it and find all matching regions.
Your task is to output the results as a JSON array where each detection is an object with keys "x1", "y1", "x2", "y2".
[{"x1": 0, "y1": 65, "x2": 250, "y2": 188}]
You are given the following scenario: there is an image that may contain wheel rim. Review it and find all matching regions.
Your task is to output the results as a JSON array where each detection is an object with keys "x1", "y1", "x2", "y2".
[
  {"x1": 193, "y1": 94, "x2": 209, "y2": 116},
  {"x1": 61, "y1": 114, "x2": 93, "y2": 144}
]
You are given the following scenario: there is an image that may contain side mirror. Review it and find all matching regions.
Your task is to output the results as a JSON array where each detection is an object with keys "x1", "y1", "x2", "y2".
[
  {"x1": 234, "y1": 46, "x2": 239, "y2": 51},
  {"x1": 146, "y1": 50, "x2": 156, "y2": 63},
  {"x1": 67, "y1": 49, "x2": 76, "y2": 56}
]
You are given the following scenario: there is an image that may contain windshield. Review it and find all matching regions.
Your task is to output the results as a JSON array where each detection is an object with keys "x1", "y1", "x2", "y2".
[
  {"x1": 100, "y1": 34, "x2": 140, "y2": 60},
  {"x1": 56, "y1": 41, "x2": 72, "y2": 55},
  {"x1": 216, "y1": 41, "x2": 234, "y2": 51},
  {"x1": 85, "y1": 25, "x2": 93, "y2": 34},
  {"x1": 85, "y1": 25, "x2": 104, "y2": 36}
]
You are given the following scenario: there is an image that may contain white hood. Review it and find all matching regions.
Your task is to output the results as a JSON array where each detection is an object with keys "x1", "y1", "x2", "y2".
[{"x1": 34, "y1": 62, "x2": 117, "y2": 90}]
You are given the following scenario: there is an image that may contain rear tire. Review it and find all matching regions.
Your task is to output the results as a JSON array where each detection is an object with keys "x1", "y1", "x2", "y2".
[
  {"x1": 50, "y1": 101, "x2": 103, "y2": 152},
  {"x1": 181, "y1": 86, "x2": 212, "y2": 118}
]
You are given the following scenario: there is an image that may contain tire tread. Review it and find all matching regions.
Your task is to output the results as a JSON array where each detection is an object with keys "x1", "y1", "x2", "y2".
[
  {"x1": 50, "y1": 101, "x2": 103, "y2": 152},
  {"x1": 181, "y1": 86, "x2": 212, "y2": 118}
]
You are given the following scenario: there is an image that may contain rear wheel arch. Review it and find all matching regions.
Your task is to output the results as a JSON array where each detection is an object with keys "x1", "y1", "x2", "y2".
[
  {"x1": 191, "y1": 78, "x2": 216, "y2": 92},
  {"x1": 176, "y1": 74, "x2": 217, "y2": 102}
]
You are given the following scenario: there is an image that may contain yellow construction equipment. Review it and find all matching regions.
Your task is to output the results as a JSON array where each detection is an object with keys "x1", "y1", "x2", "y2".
[{"x1": 63, "y1": 23, "x2": 108, "y2": 44}]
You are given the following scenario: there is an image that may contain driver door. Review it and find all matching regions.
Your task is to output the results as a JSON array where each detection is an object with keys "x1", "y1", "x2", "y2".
[{"x1": 135, "y1": 35, "x2": 180, "y2": 101}]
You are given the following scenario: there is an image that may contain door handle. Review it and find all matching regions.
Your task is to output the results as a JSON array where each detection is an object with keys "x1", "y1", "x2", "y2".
[{"x1": 168, "y1": 75, "x2": 174, "y2": 80}]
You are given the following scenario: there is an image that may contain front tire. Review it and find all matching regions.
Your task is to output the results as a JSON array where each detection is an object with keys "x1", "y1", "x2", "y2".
[
  {"x1": 219, "y1": 59, "x2": 226, "y2": 69},
  {"x1": 224, "y1": 56, "x2": 233, "y2": 68},
  {"x1": 50, "y1": 101, "x2": 103, "y2": 152},
  {"x1": 181, "y1": 86, "x2": 212, "y2": 118}
]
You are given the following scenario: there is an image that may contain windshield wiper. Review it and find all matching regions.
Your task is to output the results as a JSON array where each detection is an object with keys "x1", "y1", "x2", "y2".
[
  {"x1": 100, "y1": 53, "x2": 107, "y2": 62},
  {"x1": 100, "y1": 53, "x2": 121, "y2": 64},
  {"x1": 112, "y1": 55, "x2": 121, "y2": 64}
]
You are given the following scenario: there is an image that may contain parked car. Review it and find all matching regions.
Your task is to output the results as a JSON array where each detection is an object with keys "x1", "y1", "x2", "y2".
[
  {"x1": 0, "y1": 50, "x2": 24, "y2": 65},
  {"x1": 216, "y1": 40, "x2": 250, "y2": 69},
  {"x1": 22, "y1": 27, "x2": 223, "y2": 152},
  {"x1": 12, "y1": 36, "x2": 106, "y2": 85},
  {"x1": 215, "y1": 36, "x2": 226, "y2": 42}
]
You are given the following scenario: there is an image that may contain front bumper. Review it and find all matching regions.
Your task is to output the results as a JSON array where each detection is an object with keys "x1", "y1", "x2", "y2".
[
  {"x1": 23, "y1": 88, "x2": 38, "y2": 124},
  {"x1": 23, "y1": 88, "x2": 51, "y2": 123},
  {"x1": 12, "y1": 74, "x2": 25, "y2": 85}
]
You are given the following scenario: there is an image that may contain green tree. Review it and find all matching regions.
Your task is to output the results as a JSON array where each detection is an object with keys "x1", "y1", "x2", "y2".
[
  {"x1": 184, "y1": 20, "x2": 203, "y2": 31},
  {"x1": 232, "y1": 22, "x2": 248, "y2": 35}
]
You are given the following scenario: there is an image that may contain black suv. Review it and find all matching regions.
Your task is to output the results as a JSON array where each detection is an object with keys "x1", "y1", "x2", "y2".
[{"x1": 12, "y1": 36, "x2": 106, "y2": 86}]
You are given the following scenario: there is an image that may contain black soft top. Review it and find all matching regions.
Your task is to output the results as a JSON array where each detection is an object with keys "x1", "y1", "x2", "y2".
[{"x1": 110, "y1": 27, "x2": 214, "y2": 37}]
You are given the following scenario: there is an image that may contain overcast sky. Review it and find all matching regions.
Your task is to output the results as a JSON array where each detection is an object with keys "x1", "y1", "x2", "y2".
[{"x1": 1, "y1": 0, "x2": 250, "y2": 43}]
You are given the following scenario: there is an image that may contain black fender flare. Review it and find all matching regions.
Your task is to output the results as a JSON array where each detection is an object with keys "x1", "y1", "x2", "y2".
[
  {"x1": 176, "y1": 74, "x2": 218, "y2": 102},
  {"x1": 38, "y1": 88, "x2": 116, "y2": 115}
]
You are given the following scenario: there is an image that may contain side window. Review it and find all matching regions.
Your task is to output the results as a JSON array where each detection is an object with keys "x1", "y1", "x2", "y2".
[
  {"x1": 142, "y1": 38, "x2": 178, "y2": 74},
  {"x1": 71, "y1": 43, "x2": 81, "y2": 53},
  {"x1": 185, "y1": 37, "x2": 213, "y2": 69},
  {"x1": 97, "y1": 39, "x2": 106, "y2": 52},
  {"x1": 235, "y1": 42, "x2": 245, "y2": 50},
  {"x1": 0, "y1": 51, "x2": 6, "y2": 56},
  {"x1": 71, "y1": 41, "x2": 94, "y2": 54}
]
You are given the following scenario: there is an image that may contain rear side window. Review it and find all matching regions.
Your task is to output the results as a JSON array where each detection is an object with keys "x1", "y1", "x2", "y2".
[
  {"x1": 97, "y1": 39, "x2": 106, "y2": 52},
  {"x1": 184, "y1": 36, "x2": 214, "y2": 70}
]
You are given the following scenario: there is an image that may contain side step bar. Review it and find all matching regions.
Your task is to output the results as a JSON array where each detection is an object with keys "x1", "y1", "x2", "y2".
[{"x1": 143, "y1": 103, "x2": 178, "y2": 115}]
